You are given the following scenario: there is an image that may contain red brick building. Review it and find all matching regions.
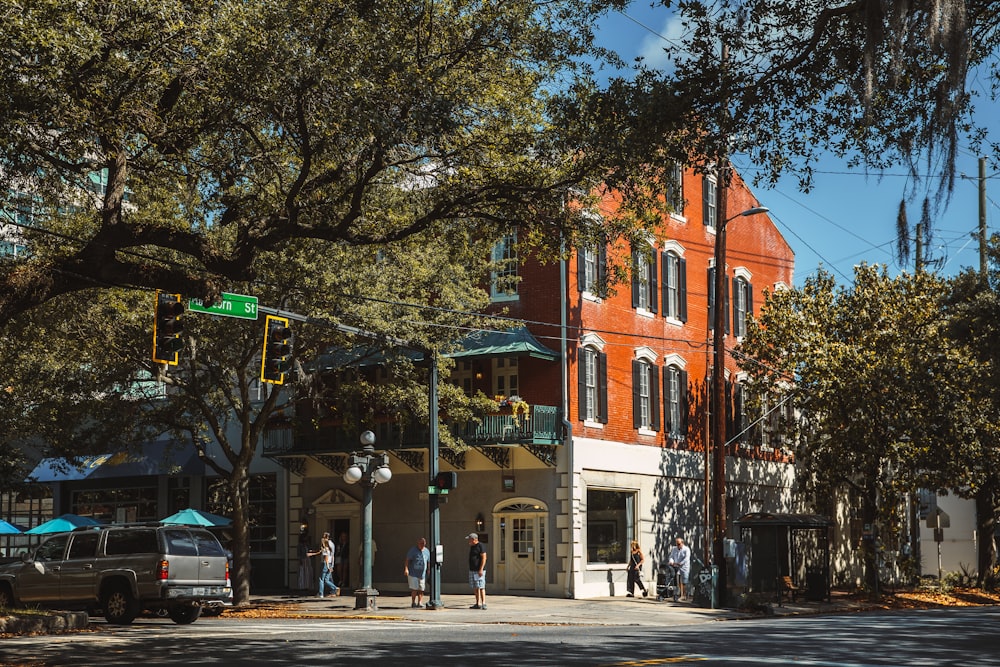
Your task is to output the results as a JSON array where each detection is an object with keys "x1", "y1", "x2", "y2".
[{"x1": 275, "y1": 166, "x2": 797, "y2": 599}]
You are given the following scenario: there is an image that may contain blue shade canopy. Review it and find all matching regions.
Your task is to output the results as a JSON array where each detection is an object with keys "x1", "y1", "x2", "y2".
[
  {"x1": 25, "y1": 514, "x2": 102, "y2": 534},
  {"x1": 160, "y1": 508, "x2": 231, "y2": 527},
  {"x1": 0, "y1": 519, "x2": 21, "y2": 534}
]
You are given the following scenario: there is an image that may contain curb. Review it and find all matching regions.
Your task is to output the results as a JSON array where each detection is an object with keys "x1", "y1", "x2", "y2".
[{"x1": 0, "y1": 611, "x2": 90, "y2": 636}]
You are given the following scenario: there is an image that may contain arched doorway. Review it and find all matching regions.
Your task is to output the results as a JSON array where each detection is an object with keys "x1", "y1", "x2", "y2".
[{"x1": 494, "y1": 498, "x2": 548, "y2": 593}]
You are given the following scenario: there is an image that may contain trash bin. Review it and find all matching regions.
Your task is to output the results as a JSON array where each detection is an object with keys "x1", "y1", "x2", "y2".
[{"x1": 805, "y1": 568, "x2": 826, "y2": 601}]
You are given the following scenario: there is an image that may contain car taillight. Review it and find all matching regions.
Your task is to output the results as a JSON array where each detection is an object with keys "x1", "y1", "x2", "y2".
[
  {"x1": 226, "y1": 560, "x2": 230, "y2": 586},
  {"x1": 158, "y1": 559, "x2": 169, "y2": 581}
]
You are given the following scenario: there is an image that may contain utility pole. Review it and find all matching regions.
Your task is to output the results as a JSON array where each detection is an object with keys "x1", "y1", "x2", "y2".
[
  {"x1": 711, "y1": 41, "x2": 731, "y2": 610},
  {"x1": 980, "y1": 156, "x2": 988, "y2": 281}
]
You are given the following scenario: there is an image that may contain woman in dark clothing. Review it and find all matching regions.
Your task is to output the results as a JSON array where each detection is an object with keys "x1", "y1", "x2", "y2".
[{"x1": 626, "y1": 540, "x2": 648, "y2": 597}]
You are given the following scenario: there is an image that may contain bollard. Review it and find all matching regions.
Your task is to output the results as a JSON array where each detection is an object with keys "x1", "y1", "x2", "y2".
[{"x1": 608, "y1": 568, "x2": 615, "y2": 596}]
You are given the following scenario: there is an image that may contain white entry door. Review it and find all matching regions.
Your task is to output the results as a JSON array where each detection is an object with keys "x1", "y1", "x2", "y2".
[
  {"x1": 507, "y1": 516, "x2": 536, "y2": 590},
  {"x1": 498, "y1": 500, "x2": 547, "y2": 592}
]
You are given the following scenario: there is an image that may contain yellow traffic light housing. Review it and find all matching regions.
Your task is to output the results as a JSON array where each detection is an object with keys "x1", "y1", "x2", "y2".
[
  {"x1": 153, "y1": 291, "x2": 185, "y2": 365},
  {"x1": 261, "y1": 315, "x2": 292, "y2": 384}
]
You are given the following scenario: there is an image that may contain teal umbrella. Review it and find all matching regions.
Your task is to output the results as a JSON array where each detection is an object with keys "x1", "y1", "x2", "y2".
[
  {"x1": 0, "y1": 519, "x2": 21, "y2": 534},
  {"x1": 160, "y1": 508, "x2": 231, "y2": 527},
  {"x1": 25, "y1": 514, "x2": 102, "y2": 534}
]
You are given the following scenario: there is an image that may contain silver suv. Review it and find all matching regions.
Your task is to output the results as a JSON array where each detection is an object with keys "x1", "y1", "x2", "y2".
[{"x1": 0, "y1": 523, "x2": 232, "y2": 624}]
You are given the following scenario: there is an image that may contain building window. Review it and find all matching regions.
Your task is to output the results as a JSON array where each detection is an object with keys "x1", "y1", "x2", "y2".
[
  {"x1": 666, "y1": 162, "x2": 684, "y2": 215},
  {"x1": 631, "y1": 247, "x2": 658, "y2": 313},
  {"x1": 732, "y1": 275, "x2": 752, "y2": 337},
  {"x1": 733, "y1": 382, "x2": 750, "y2": 445},
  {"x1": 703, "y1": 176, "x2": 717, "y2": 228},
  {"x1": 586, "y1": 489, "x2": 635, "y2": 565},
  {"x1": 661, "y1": 250, "x2": 687, "y2": 322},
  {"x1": 493, "y1": 357, "x2": 518, "y2": 398},
  {"x1": 663, "y1": 364, "x2": 688, "y2": 440},
  {"x1": 578, "y1": 346, "x2": 607, "y2": 423},
  {"x1": 632, "y1": 359, "x2": 660, "y2": 431},
  {"x1": 491, "y1": 231, "x2": 518, "y2": 300},
  {"x1": 71, "y1": 484, "x2": 159, "y2": 524},
  {"x1": 577, "y1": 243, "x2": 607, "y2": 297},
  {"x1": 208, "y1": 473, "x2": 277, "y2": 554}
]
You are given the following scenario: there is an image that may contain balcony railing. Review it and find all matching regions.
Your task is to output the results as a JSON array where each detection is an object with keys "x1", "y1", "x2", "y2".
[{"x1": 263, "y1": 404, "x2": 562, "y2": 457}]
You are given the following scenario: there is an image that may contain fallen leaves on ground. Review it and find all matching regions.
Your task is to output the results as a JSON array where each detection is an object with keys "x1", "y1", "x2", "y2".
[{"x1": 855, "y1": 587, "x2": 1000, "y2": 610}]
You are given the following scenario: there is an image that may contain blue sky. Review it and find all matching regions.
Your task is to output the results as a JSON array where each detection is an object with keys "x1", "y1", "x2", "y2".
[{"x1": 594, "y1": 4, "x2": 1000, "y2": 286}]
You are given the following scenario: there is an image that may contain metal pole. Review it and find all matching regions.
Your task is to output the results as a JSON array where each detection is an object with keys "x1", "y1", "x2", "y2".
[
  {"x1": 362, "y1": 479, "x2": 373, "y2": 590},
  {"x1": 711, "y1": 41, "x2": 731, "y2": 610},
  {"x1": 427, "y1": 354, "x2": 443, "y2": 609}
]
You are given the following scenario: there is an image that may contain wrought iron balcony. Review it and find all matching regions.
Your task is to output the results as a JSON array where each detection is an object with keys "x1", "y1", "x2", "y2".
[{"x1": 263, "y1": 404, "x2": 562, "y2": 457}]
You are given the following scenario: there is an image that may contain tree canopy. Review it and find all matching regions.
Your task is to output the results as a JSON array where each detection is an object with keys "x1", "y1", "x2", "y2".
[{"x1": 0, "y1": 0, "x2": 646, "y2": 326}]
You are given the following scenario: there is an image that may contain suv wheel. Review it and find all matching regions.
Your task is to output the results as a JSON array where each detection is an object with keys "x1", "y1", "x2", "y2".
[
  {"x1": 102, "y1": 583, "x2": 140, "y2": 625},
  {"x1": 168, "y1": 604, "x2": 202, "y2": 625}
]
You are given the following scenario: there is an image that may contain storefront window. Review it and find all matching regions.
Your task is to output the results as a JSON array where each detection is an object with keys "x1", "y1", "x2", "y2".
[{"x1": 586, "y1": 489, "x2": 635, "y2": 564}]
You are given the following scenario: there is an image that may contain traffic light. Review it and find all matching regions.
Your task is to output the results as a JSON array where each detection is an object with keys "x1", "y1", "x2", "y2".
[
  {"x1": 152, "y1": 291, "x2": 185, "y2": 365},
  {"x1": 260, "y1": 315, "x2": 292, "y2": 384}
]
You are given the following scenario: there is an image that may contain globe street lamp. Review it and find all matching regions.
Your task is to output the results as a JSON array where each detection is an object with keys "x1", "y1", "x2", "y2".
[
  {"x1": 343, "y1": 429, "x2": 392, "y2": 610},
  {"x1": 711, "y1": 204, "x2": 769, "y2": 608}
]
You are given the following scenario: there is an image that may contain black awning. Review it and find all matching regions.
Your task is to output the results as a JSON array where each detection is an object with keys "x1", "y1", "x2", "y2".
[{"x1": 735, "y1": 512, "x2": 833, "y2": 528}]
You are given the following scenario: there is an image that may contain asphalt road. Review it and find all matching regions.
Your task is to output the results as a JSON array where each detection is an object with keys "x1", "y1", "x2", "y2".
[{"x1": 3, "y1": 607, "x2": 999, "y2": 666}]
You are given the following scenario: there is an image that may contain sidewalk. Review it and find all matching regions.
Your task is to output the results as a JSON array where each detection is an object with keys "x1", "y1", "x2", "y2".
[{"x1": 244, "y1": 589, "x2": 876, "y2": 627}]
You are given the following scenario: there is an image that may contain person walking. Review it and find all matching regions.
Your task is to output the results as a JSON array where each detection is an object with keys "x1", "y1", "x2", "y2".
[
  {"x1": 466, "y1": 532, "x2": 487, "y2": 610},
  {"x1": 314, "y1": 532, "x2": 339, "y2": 598},
  {"x1": 404, "y1": 537, "x2": 431, "y2": 608},
  {"x1": 668, "y1": 536, "x2": 691, "y2": 601},
  {"x1": 626, "y1": 540, "x2": 648, "y2": 598}
]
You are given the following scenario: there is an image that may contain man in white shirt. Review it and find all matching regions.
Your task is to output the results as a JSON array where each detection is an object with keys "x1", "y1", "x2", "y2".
[{"x1": 668, "y1": 537, "x2": 691, "y2": 601}]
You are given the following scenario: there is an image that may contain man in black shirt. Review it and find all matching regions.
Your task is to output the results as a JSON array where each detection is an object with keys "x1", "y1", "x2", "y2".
[{"x1": 466, "y1": 532, "x2": 487, "y2": 610}]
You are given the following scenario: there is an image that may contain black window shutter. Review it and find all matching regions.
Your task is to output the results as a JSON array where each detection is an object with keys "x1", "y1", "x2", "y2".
[
  {"x1": 650, "y1": 365, "x2": 660, "y2": 431},
  {"x1": 747, "y1": 281, "x2": 754, "y2": 318},
  {"x1": 660, "y1": 253, "x2": 669, "y2": 319},
  {"x1": 577, "y1": 349, "x2": 588, "y2": 421},
  {"x1": 597, "y1": 352, "x2": 608, "y2": 423},
  {"x1": 649, "y1": 253, "x2": 658, "y2": 313},
  {"x1": 707, "y1": 267, "x2": 715, "y2": 330},
  {"x1": 679, "y1": 257, "x2": 688, "y2": 322},
  {"x1": 724, "y1": 278, "x2": 730, "y2": 334},
  {"x1": 631, "y1": 250, "x2": 640, "y2": 308},
  {"x1": 732, "y1": 276, "x2": 740, "y2": 336},
  {"x1": 662, "y1": 368, "x2": 672, "y2": 436},
  {"x1": 598, "y1": 244, "x2": 607, "y2": 297},
  {"x1": 680, "y1": 370, "x2": 689, "y2": 435},
  {"x1": 576, "y1": 249, "x2": 586, "y2": 293},
  {"x1": 632, "y1": 360, "x2": 641, "y2": 428}
]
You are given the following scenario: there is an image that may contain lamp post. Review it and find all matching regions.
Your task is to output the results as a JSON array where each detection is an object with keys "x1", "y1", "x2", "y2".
[
  {"x1": 711, "y1": 203, "x2": 769, "y2": 608},
  {"x1": 343, "y1": 429, "x2": 392, "y2": 611}
]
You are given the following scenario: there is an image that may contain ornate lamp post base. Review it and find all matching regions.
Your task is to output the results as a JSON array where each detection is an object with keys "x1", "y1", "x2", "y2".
[{"x1": 353, "y1": 586, "x2": 379, "y2": 611}]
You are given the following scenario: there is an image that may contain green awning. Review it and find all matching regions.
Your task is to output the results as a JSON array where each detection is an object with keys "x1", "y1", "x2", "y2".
[{"x1": 448, "y1": 327, "x2": 559, "y2": 361}]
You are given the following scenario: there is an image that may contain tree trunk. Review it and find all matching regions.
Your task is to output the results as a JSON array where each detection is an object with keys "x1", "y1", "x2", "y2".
[
  {"x1": 975, "y1": 484, "x2": 997, "y2": 587},
  {"x1": 862, "y1": 485, "x2": 879, "y2": 599},
  {"x1": 230, "y1": 469, "x2": 252, "y2": 606}
]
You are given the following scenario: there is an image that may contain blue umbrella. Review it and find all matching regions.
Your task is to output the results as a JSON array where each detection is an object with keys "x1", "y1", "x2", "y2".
[
  {"x1": 160, "y1": 508, "x2": 231, "y2": 527},
  {"x1": 25, "y1": 513, "x2": 102, "y2": 534},
  {"x1": 0, "y1": 519, "x2": 21, "y2": 534}
]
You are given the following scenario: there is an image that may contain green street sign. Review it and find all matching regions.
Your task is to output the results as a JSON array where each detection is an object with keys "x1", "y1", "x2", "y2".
[{"x1": 188, "y1": 292, "x2": 259, "y2": 320}]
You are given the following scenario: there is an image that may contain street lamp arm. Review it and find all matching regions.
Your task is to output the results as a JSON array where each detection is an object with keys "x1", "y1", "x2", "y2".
[{"x1": 721, "y1": 206, "x2": 769, "y2": 230}]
